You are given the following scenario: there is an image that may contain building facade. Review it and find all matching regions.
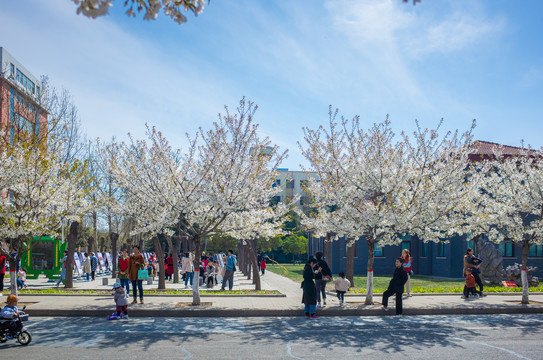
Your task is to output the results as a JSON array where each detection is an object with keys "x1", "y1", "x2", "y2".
[
  {"x1": 273, "y1": 158, "x2": 543, "y2": 279},
  {"x1": 0, "y1": 47, "x2": 48, "y2": 140}
]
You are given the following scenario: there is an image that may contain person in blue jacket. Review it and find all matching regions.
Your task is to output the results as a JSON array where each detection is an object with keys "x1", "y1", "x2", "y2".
[{"x1": 221, "y1": 249, "x2": 237, "y2": 291}]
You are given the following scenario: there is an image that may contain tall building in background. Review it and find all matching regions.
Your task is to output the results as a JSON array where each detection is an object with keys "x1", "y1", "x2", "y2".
[
  {"x1": 0, "y1": 47, "x2": 48, "y2": 142},
  {"x1": 271, "y1": 169, "x2": 319, "y2": 214}
]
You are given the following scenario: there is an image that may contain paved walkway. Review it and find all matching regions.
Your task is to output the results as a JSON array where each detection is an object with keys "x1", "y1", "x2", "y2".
[{"x1": 3, "y1": 271, "x2": 543, "y2": 317}]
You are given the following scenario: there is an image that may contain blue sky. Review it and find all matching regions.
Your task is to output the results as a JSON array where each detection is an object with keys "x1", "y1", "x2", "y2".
[{"x1": 1, "y1": 0, "x2": 542, "y2": 168}]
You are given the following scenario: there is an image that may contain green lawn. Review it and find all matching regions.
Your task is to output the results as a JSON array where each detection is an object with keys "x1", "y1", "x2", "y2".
[
  {"x1": 268, "y1": 264, "x2": 543, "y2": 293},
  {"x1": 2, "y1": 289, "x2": 281, "y2": 295}
]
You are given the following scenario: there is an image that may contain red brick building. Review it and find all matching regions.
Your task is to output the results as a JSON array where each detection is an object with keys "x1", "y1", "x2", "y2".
[{"x1": 0, "y1": 47, "x2": 48, "y2": 142}]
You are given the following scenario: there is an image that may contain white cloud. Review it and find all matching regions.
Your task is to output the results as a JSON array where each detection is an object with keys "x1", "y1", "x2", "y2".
[
  {"x1": 518, "y1": 66, "x2": 543, "y2": 89},
  {"x1": 408, "y1": 12, "x2": 506, "y2": 56},
  {"x1": 0, "y1": 0, "x2": 239, "y2": 149}
]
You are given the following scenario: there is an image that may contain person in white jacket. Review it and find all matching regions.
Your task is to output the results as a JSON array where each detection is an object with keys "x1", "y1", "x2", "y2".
[
  {"x1": 182, "y1": 252, "x2": 194, "y2": 288},
  {"x1": 334, "y1": 272, "x2": 351, "y2": 306},
  {"x1": 83, "y1": 253, "x2": 92, "y2": 281}
]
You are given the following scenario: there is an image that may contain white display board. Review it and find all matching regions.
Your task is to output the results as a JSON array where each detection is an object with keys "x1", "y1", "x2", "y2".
[{"x1": 73, "y1": 253, "x2": 83, "y2": 275}]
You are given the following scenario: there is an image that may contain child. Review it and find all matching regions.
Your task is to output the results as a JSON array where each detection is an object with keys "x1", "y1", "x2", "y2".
[
  {"x1": 110, "y1": 282, "x2": 129, "y2": 320},
  {"x1": 1, "y1": 295, "x2": 23, "y2": 337},
  {"x1": 17, "y1": 268, "x2": 27, "y2": 289},
  {"x1": 334, "y1": 272, "x2": 351, "y2": 306},
  {"x1": 206, "y1": 262, "x2": 215, "y2": 288},
  {"x1": 382, "y1": 258, "x2": 408, "y2": 316},
  {"x1": 260, "y1": 259, "x2": 266, "y2": 275},
  {"x1": 464, "y1": 268, "x2": 483, "y2": 299}
]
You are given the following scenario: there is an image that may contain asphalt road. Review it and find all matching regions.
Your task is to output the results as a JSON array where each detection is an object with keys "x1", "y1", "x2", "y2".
[{"x1": 1, "y1": 314, "x2": 542, "y2": 359}]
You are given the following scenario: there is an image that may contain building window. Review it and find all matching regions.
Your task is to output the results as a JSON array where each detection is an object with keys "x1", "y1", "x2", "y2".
[
  {"x1": 15, "y1": 114, "x2": 33, "y2": 133},
  {"x1": 272, "y1": 179, "x2": 281, "y2": 188},
  {"x1": 374, "y1": 242, "x2": 384, "y2": 257},
  {"x1": 270, "y1": 196, "x2": 281, "y2": 206},
  {"x1": 529, "y1": 244, "x2": 543, "y2": 257},
  {"x1": 16, "y1": 69, "x2": 36, "y2": 95},
  {"x1": 401, "y1": 242, "x2": 410, "y2": 253},
  {"x1": 498, "y1": 241, "x2": 514, "y2": 257},
  {"x1": 10, "y1": 63, "x2": 15, "y2": 76},
  {"x1": 286, "y1": 179, "x2": 294, "y2": 189},
  {"x1": 438, "y1": 242, "x2": 446, "y2": 257},
  {"x1": 421, "y1": 242, "x2": 428, "y2": 257}
]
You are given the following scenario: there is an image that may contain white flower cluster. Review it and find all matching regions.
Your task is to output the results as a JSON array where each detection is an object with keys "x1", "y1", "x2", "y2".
[
  {"x1": 0, "y1": 138, "x2": 90, "y2": 246},
  {"x1": 99, "y1": 98, "x2": 288, "y2": 249},
  {"x1": 72, "y1": 0, "x2": 206, "y2": 24}
]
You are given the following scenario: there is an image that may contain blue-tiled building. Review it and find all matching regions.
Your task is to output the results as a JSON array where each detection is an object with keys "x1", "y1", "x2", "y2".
[{"x1": 308, "y1": 234, "x2": 543, "y2": 278}]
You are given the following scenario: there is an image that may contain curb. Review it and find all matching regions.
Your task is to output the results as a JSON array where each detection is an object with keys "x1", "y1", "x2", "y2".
[
  {"x1": 26, "y1": 306, "x2": 543, "y2": 318},
  {"x1": 327, "y1": 292, "x2": 543, "y2": 297},
  {"x1": 12, "y1": 293, "x2": 286, "y2": 298}
]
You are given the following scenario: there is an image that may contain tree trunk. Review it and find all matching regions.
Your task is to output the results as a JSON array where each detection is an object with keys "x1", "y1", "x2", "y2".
[
  {"x1": 110, "y1": 232, "x2": 119, "y2": 278},
  {"x1": 65, "y1": 221, "x2": 79, "y2": 288},
  {"x1": 8, "y1": 256, "x2": 18, "y2": 296},
  {"x1": 166, "y1": 236, "x2": 174, "y2": 259},
  {"x1": 346, "y1": 238, "x2": 355, "y2": 287},
  {"x1": 245, "y1": 242, "x2": 251, "y2": 280},
  {"x1": 99, "y1": 237, "x2": 105, "y2": 253},
  {"x1": 138, "y1": 235, "x2": 144, "y2": 251},
  {"x1": 92, "y1": 210, "x2": 98, "y2": 251},
  {"x1": 521, "y1": 240, "x2": 530, "y2": 305},
  {"x1": 192, "y1": 236, "x2": 201, "y2": 305},
  {"x1": 173, "y1": 237, "x2": 181, "y2": 283},
  {"x1": 152, "y1": 236, "x2": 166, "y2": 290},
  {"x1": 247, "y1": 239, "x2": 261, "y2": 290},
  {"x1": 365, "y1": 237, "x2": 375, "y2": 305},
  {"x1": 325, "y1": 234, "x2": 332, "y2": 271},
  {"x1": 87, "y1": 236, "x2": 93, "y2": 253},
  {"x1": 237, "y1": 242, "x2": 245, "y2": 276}
]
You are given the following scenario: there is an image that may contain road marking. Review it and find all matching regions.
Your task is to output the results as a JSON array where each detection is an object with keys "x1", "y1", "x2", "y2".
[
  {"x1": 286, "y1": 341, "x2": 303, "y2": 359},
  {"x1": 281, "y1": 319, "x2": 297, "y2": 332},
  {"x1": 451, "y1": 336, "x2": 532, "y2": 360},
  {"x1": 181, "y1": 346, "x2": 193, "y2": 359}
]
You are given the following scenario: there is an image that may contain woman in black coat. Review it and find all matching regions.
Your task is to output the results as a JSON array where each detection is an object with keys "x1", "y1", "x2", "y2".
[
  {"x1": 314, "y1": 251, "x2": 332, "y2": 307},
  {"x1": 382, "y1": 258, "x2": 409, "y2": 316},
  {"x1": 302, "y1": 256, "x2": 319, "y2": 319}
]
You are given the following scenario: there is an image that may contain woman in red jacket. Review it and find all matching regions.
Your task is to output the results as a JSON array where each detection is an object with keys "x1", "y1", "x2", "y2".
[
  {"x1": 260, "y1": 259, "x2": 266, "y2": 275},
  {"x1": 166, "y1": 254, "x2": 174, "y2": 281},
  {"x1": 0, "y1": 253, "x2": 6, "y2": 292},
  {"x1": 401, "y1": 249, "x2": 413, "y2": 297},
  {"x1": 118, "y1": 249, "x2": 130, "y2": 296}
]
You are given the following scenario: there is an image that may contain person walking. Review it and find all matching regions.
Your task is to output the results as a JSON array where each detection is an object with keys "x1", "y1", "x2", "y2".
[
  {"x1": 221, "y1": 249, "x2": 237, "y2": 291},
  {"x1": 118, "y1": 250, "x2": 130, "y2": 296},
  {"x1": 90, "y1": 252, "x2": 98, "y2": 281},
  {"x1": 334, "y1": 272, "x2": 351, "y2": 306},
  {"x1": 382, "y1": 258, "x2": 409, "y2": 316},
  {"x1": 128, "y1": 246, "x2": 146, "y2": 304},
  {"x1": 463, "y1": 248, "x2": 485, "y2": 297},
  {"x1": 182, "y1": 252, "x2": 194, "y2": 288},
  {"x1": 83, "y1": 253, "x2": 91, "y2": 281},
  {"x1": 0, "y1": 252, "x2": 6, "y2": 294},
  {"x1": 260, "y1": 258, "x2": 266, "y2": 276},
  {"x1": 401, "y1": 249, "x2": 413, "y2": 297},
  {"x1": 314, "y1": 251, "x2": 332, "y2": 308},
  {"x1": 302, "y1": 256, "x2": 319, "y2": 319},
  {"x1": 166, "y1": 253, "x2": 174, "y2": 281},
  {"x1": 55, "y1": 250, "x2": 68, "y2": 287}
]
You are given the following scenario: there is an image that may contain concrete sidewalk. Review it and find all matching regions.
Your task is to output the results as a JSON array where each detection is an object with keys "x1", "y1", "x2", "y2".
[{"x1": 6, "y1": 271, "x2": 543, "y2": 317}]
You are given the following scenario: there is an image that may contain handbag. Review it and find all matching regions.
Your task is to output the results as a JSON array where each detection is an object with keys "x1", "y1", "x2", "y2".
[
  {"x1": 138, "y1": 269, "x2": 149, "y2": 280},
  {"x1": 322, "y1": 275, "x2": 333, "y2": 282}
]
